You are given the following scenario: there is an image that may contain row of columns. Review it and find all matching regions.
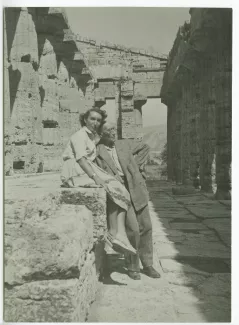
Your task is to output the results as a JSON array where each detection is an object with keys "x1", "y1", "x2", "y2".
[
  {"x1": 165, "y1": 9, "x2": 232, "y2": 200},
  {"x1": 166, "y1": 53, "x2": 231, "y2": 199}
]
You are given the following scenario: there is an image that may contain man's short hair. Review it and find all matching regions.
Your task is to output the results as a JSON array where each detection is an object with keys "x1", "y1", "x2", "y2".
[{"x1": 101, "y1": 123, "x2": 117, "y2": 135}]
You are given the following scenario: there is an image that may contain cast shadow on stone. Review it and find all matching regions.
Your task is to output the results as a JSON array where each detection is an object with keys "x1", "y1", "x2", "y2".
[
  {"x1": 8, "y1": 65, "x2": 21, "y2": 116},
  {"x1": 4, "y1": 8, "x2": 21, "y2": 58},
  {"x1": 100, "y1": 254, "x2": 127, "y2": 286},
  {"x1": 147, "y1": 179, "x2": 231, "y2": 323}
]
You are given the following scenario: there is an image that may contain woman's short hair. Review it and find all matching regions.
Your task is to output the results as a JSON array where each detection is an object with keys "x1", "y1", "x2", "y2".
[{"x1": 79, "y1": 107, "x2": 107, "y2": 128}]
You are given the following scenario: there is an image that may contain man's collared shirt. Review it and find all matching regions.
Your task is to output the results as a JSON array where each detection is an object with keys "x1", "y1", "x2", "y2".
[{"x1": 105, "y1": 145, "x2": 124, "y2": 176}]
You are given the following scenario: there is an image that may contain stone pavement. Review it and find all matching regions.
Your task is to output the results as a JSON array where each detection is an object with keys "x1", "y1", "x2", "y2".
[{"x1": 87, "y1": 180, "x2": 231, "y2": 322}]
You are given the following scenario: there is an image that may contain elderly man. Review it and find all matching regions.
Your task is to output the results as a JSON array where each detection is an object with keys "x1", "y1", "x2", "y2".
[{"x1": 95, "y1": 123, "x2": 161, "y2": 280}]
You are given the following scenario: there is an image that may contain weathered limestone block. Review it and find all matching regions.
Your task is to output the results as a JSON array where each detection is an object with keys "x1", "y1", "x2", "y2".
[
  {"x1": 98, "y1": 81, "x2": 115, "y2": 99},
  {"x1": 121, "y1": 97, "x2": 134, "y2": 112},
  {"x1": 134, "y1": 82, "x2": 161, "y2": 98},
  {"x1": 60, "y1": 188, "x2": 107, "y2": 240},
  {"x1": 5, "y1": 278, "x2": 79, "y2": 322},
  {"x1": 5, "y1": 253, "x2": 99, "y2": 322},
  {"x1": 5, "y1": 203, "x2": 93, "y2": 286},
  {"x1": 121, "y1": 79, "x2": 133, "y2": 97},
  {"x1": 7, "y1": 8, "x2": 38, "y2": 65},
  {"x1": 121, "y1": 111, "x2": 135, "y2": 126},
  {"x1": 90, "y1": 65, "x2": 127, "y2": 79},
  {"x1": 133, "y1": 71, "x2": 147, "y2": 82},
  {"x1": 4, "y1": 178, "x2": 107, "y2": 322}
]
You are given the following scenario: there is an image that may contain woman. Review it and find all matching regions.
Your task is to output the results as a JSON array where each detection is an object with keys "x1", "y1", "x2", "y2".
[{"x1": 61, "y1": 107, "x2": 136, "y2": 255}]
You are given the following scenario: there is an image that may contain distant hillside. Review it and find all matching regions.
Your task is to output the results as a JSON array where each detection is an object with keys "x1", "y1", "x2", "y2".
[{"x1": 143, "y1": 124, "x2": 167, "y2": 152}]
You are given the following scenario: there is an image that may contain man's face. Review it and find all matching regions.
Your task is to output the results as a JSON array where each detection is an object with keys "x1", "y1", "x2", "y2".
[{"x1": 102, "y1": 125, "x2": 117, "y2": 143}]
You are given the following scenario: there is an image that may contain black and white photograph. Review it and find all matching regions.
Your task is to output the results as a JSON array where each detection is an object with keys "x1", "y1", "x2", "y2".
[{"x1": 2, "y1": 3, "x2": 235, "y2": 323}]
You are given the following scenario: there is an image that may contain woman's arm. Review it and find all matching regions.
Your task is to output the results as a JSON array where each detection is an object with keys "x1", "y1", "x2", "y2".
[{"x1": 77, "y1": 157, "x2": 106, "y2": 188}]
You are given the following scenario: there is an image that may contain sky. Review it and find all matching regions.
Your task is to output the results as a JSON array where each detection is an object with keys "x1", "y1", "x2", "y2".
[{"x1": 65, "y1": 7, "x2": 190, "y2": 126}]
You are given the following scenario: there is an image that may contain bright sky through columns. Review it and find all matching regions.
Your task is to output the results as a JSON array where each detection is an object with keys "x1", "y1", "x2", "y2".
[{"x1": 65, "y1": 7, "x2": 190, "y2": 127}]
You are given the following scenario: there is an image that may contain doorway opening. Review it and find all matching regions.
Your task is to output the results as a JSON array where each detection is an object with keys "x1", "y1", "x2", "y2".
[{"x1": 141, "y1": 98, "x2": 167, "y2": 180}]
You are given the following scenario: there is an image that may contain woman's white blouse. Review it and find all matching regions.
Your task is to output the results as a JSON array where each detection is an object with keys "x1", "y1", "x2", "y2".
[{"x1": 62, "y1": 126, "x2": 97, "y2": 162}]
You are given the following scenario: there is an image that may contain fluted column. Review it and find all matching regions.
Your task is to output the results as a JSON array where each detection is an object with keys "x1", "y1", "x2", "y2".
[
  {"x1": 174, "y1": 97, "x2": 182, "y2": 184},
  {"x1": 181, "y1": 81, "x2": 192, "y2": 186},
  {"x1": 199, "y1": 57, "x2": 216, "y2": 193},
  {"x1": 189, "y1": 75, "x2": 200, "y2": 188},
  {"x1": 167, "y1": 105, "x2": 173, "y2": 181},
  {"x1": 215, "y1": 51, "x2": 232, "y2": 199}
]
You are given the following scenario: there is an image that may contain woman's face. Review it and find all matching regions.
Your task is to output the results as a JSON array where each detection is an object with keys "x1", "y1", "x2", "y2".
[{"x1": 84, "y1": 111, "x2": 102, "y2": 133}]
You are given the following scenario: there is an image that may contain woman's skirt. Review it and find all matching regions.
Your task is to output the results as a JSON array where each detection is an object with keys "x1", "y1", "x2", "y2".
[{"x1": 61, "y1": 158, "x2": 131, "y2": 211}]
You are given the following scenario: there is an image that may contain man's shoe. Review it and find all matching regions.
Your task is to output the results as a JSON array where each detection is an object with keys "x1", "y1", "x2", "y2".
[
  {"x1": 143, "y1": 266, "x2": 161, "y2": 278},
  {"x1": 128, "y1": 270, "x2": 141, "y2": 280}
]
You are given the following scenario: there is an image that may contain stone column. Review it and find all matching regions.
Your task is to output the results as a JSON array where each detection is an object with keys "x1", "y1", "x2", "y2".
[
  {"x1": 115, "y1": 81, "x2": 122, "y2": 139},
  {"x1": 174, "y1": 97, "x2": 182, "y2": 184},
  {"x1": 120, "y1": 79, "x2": 136, "y2": 139},
  {"x1": 189, "y1": 75, "x2": 201, "y2": 189},
  {"x1": 134, "y1": 99, "x2": 146, "y2": 140},
  {"x1": 171, "y1": 105, "x2": 177, "y2": 183},
  {"x1": 199, "y1": 57, "x2": 216, "y2": 193},
  {"x1": 181, "y1": 81, "x2": 192, "y2": 186},
  {"x1": 7, "y1": 8, "x2": 43, "y2": 174},
  {"x1": 167, "y1": 104, "x2": 173, "y2": 181},
  {"x1": 215, "y1": 49, "x2": 232, "y2": 199}
]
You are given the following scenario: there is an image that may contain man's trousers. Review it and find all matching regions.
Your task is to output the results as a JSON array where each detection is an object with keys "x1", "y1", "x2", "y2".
[{"x1": 125, "y1": 202, "x2": 153, "y2": 272}]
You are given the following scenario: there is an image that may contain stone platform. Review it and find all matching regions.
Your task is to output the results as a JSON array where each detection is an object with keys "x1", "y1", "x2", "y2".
[
  {"x1": 88, "y1": 180, "x2": 231, "y2": 322},
  {"x1": 4, "y1": 173, "x2": 107, "y2": 322}
]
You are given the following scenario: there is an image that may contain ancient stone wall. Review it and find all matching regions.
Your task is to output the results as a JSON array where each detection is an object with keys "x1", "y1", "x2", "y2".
[
  {"x1": 161, "y1": 8, "x2": 232, "y2": 200},
  {"x1": 4, "y1": 7, "x2": 168, "y2": 174},
  {"x1": 4, "y1": 7, "x2": 94, "y2": 175}
]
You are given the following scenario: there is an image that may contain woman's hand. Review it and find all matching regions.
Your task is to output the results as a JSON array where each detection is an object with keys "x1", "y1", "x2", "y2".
[
  {"x1": 115, "y1": 174, "x2": 124, "y2": 184},
  {"x1": 93, "y1": 175, "x2": 107, "y2": 189}
]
